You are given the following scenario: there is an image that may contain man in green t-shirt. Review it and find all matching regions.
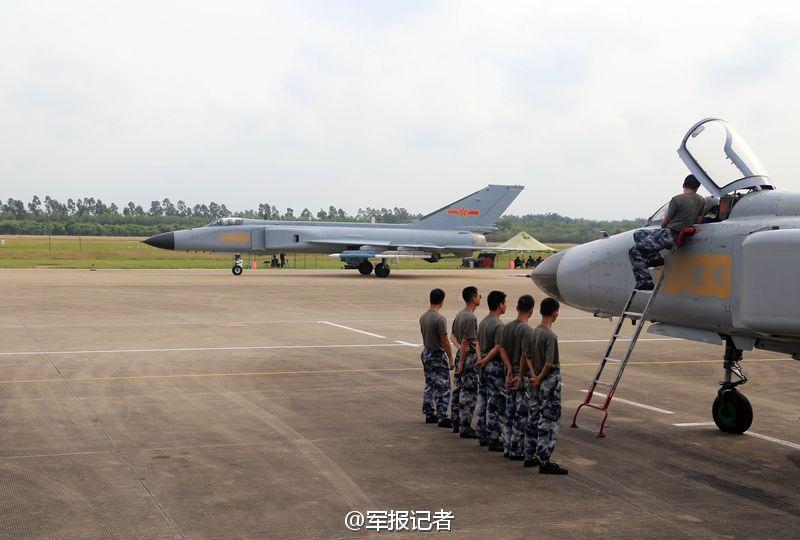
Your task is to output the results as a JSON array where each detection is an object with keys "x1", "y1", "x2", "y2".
[
  {"x1": 499, "y1": 294, "x2": 535, "y2": 460},
  {"x1": 419, "y1": 288, "x2": 454, "y2": 428},
  {"x1": 475, "y1": 290, "x2": 511, "y2": 452},
  {"x1": 521, "y1": 297, "x2": 568, "y2": 475},
  {"x1": 450, "y1": 286, "x2": 482, "y2": 438}
]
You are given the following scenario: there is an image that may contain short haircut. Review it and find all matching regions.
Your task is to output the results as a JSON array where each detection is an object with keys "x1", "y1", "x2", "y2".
[
  {"x1": 487, "y1": 290, "x2": 506, "y2": 311},
  {"x1": 430, "y1": 288, "x2": 445, "y2": 305},
  {"x1": 540, "y1": 297, "x2": 560, "y2": 317},
  {"x1": 683, "y1": 174, "x2": 701, "y2": 190},
  {"x1": 462, "y1": 286, "x2": 478, "y2": 303},
  {"x1": 517, "y1": 294, "x2": 535, "y2": 313}
]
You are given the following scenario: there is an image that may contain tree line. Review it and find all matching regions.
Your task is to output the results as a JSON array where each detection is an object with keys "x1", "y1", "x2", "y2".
[{"x1": 0, "y1": 195, "x2": 643, "y2": 243}]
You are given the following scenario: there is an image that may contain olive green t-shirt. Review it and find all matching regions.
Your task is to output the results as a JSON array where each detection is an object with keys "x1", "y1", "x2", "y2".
[
  {"x1": 452, "y1": 308, "x2": 478, "y2": 354},
  {"x1": 531, "y1": 324, "x2": 559, "y2": 374},
  {"x1": 501, "y1": 319, "x2": 534, "y2": 372},
  {"x1": 478, "y1": 315, "x2": 504, "y2": 357},
  {"x1": 665, "y1": 192, "x2": 704, "y2": 232},
  {"x1": 419, "y1": 309, "x2": 447, "y2": 351}
]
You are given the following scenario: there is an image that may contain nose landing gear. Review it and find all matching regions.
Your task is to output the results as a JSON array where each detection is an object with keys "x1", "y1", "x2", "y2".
[
  {"x1": 232, "y1": 254, "x2": 244, "y2": 276},
  {"x1": 374, "y1": 260, "x2": 391, "y2": 278},
  {"x1": 712, "y1": 338, "x2": 752, "y2": 434}
]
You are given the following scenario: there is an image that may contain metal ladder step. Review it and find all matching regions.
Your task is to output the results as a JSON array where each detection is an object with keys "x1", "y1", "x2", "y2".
[
  {"x1": 604, "y1": 357, "x2": 623, "y2": 364},
  {"x1": 623, "y1": 311, "x2": 643, "y2": 318},
  {"x1": 594, "y1": 381, "x2": 614, "y2": 388}
]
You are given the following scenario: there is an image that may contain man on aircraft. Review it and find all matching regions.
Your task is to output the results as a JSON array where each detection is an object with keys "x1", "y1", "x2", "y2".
[{"x1": 628, "y1": 175, "x2": 704, "y2": 290}]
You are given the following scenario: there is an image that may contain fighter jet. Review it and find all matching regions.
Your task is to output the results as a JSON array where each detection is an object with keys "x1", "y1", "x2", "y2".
[
  {"x1": 533, "y1": 118, "x2": 800, "y2": 435},
  {"x1": 144, "y1": 184, "x2": 524, "y2": 277}
]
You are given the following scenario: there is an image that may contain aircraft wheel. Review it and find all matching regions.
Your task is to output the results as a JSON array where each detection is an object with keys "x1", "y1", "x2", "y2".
[
  {"x1": 712, "y1": 389, "x2": 753, "y2": 434},
  {"x1": 358, "y1": 261, "x2": 374, "y2": 275},
  {"x1": 374, "y1": 263, "x2": 391, "y2": 278},
  {"x1": 232, "y1": 265, "x2": 243, "y2": 276}
]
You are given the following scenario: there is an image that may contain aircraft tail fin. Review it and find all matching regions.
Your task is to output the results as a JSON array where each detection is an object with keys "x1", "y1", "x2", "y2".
[{"x1": 412, "y1": 184, "x2": 524, "y2": 231}]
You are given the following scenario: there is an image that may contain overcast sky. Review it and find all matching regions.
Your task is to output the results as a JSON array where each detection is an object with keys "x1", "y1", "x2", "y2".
[{"x1": 2, "y1": 1, "x2": 799, "y2": 219}]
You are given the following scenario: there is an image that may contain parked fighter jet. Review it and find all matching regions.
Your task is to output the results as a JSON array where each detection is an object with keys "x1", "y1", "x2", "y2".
[
  {"x1": 533, "y1": 118, "x2": 800, "y2": 434},
  {"x1": 144, "y1": 184, "x2": 523, "y2": 277}
]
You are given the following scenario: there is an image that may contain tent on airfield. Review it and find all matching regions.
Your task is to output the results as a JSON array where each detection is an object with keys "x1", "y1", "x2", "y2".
[{"x1": 495, "y1": 232, "x2": 557, "y2": 252}]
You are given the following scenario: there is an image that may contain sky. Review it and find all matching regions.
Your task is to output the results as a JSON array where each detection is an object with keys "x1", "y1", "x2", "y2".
[{"x1": 2, "y1": 0, "x2": 800, "y2": 220}]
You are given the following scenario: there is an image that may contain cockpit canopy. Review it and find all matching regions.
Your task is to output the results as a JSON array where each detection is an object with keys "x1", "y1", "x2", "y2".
[
  {"x1": 677, "y1": 118, "x2": 773, "y2": 198},
  {"x1": 207, "y1": 217, "x2": 244, "y2": 227}
]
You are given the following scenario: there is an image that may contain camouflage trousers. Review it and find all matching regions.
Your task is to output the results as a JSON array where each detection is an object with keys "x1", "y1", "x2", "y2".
[
  {"x1": 483, "y1": 360, "x2": 507, "y2": 443},
  {"x1": 504, "y1": 373, "x2": 529, "y2": 458},
  {"x1": 525, "y1": 370, "x2": 562, "y2": 464},
  {"x1": 475, "y1": 365, "x2": 488, "y2": 439},
  {"x1": 421, "y1": 348, "x2": 451, "y2": 421},
  {"x1": 451, "y1": 351, "x2": 478, "y2": 430},
  {"x1": 628, "y1": 228, "x2": 677, "y2": 285}
]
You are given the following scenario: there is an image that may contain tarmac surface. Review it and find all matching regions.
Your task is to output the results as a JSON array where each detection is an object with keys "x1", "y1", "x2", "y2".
[{"x1": 0, "y1": 268, "x2": 799, "y2": 539}]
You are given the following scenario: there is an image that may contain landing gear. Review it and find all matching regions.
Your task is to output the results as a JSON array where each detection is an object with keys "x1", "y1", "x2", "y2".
[
  {"x1": 712, "y1": 337, "x2": 752, "y2": 434},
  {"x1": 374, "y1": 261, "x2": 391, "y2": 278},
  {"x1": 358, "y1": 261, "x2": 374, "y2": 276},
  {"x1": 232, "y1": 255, "x2": 243, "y2": 276}
]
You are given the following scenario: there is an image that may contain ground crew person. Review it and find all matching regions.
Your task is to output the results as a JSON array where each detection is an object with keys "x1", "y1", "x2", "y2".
[
  {"x1": 628, "y1": 175, "x2": 704, "y2": 289},
  {"x1": 499, "y1": 294, "x2": 535, "y2": 460},
  {"x1": 521, "y1": 297, "x2": 568, "y2": 475},
  {"x1": 450, "y1": 286, "x2": 482, "y2": 438},
  {"x1": 475, "y1": 290, "x2": 511, "y2": 452},
  {"x1": 419, "y1": 288, "x2": 454, "y2": 428}
]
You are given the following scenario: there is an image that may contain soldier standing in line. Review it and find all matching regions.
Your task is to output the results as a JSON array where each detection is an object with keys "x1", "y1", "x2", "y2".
[
  {"x1": 475, "y1": 290, "x2": 511, "y2": 452},
  {"x1": 419, "y1": 288, "x2": 455, "y2": 428},
  {"x1": 450, "y1": 286, "x2": 482, "y2": 438},
  {"x1": 499, "y1": 294, "x2": 536, "y2": 461},
  {"x1": 521, "y1": 297, "x2": 568, "y2": 475}
]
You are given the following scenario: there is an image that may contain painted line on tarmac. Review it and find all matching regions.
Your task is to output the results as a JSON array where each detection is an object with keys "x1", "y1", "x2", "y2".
[
  {"x1": 583, "y1": 390, "x2": 675, "y2": 415},
  {"x1": 672, "y1": 423, "x2": 800, "y2": 451},
  {"x1": 0, "y1": 366, "x2": 424, "y2": 385},
  {"x1": 318, "y1": 321, "x2": 386, "y2": 339},
  {"x1": 0, "y1": 343, "x2": 408, "y2": 357},
  {"x1": 394, "y1": 340, "x2": 421, "y2": 347}
]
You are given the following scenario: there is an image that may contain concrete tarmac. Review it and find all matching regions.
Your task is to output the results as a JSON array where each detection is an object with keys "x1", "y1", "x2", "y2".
[{"x1": 0, "y1": 269, "x2": 798, "y2": 538}]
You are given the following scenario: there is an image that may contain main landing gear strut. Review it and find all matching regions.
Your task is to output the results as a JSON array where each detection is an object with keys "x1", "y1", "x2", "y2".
[{"x1": 712, "y1": 337, "x2": 753, "y2": 434}]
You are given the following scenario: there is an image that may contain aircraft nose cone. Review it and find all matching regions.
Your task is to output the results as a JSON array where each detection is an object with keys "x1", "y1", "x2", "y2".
[
  {"x1": 532, "y1": 250, "x2": 564, "y2": 302},
  {"x1": 143, "y1": 232, "x2": 175, "y2": 250}
]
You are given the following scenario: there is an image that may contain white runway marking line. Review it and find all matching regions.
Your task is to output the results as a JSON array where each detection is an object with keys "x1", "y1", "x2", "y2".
[
  {"x1": 394, "y1": 341, "x2": 421, "y2": 347},
  {"x1": 0, "y1": 343, "x2": 409, "y2": 356},
  {"x1": 582, "y1": 390, "x2": 675, "y2": 415},
  {"x1": 672, "y1": 423, "x2": 800, "y2": 451},
  {"x1": 318, "y1": 321, "x2": 386, "y2": 339}
]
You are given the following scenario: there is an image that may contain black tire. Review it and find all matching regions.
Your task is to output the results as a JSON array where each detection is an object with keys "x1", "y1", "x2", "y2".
[
  {"x1": 375, "y1": 263, "x2": 390, "y2": 278},
  {"x1": 358, "y1": 261, "x2": 374, "y2": 275},
  {"x1": 712, "y1": 389, "x2": 753, "y2": 434},
  {"x1": 232, "y1": 265, "x2": 243, "y2": 276}
]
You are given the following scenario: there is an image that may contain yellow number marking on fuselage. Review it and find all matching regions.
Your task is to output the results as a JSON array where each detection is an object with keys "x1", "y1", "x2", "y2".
[
  {"x1": 661, "y1": 253, "x2": 732, "y2": 299},
  {"x1": 218, "y1": 232, "x2": 251, "y2": 244}
]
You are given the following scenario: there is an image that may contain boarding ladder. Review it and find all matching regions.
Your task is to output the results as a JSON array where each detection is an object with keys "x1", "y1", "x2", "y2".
[{"x1": 571, "y1": 226, "x2": 696, "y2": 437}]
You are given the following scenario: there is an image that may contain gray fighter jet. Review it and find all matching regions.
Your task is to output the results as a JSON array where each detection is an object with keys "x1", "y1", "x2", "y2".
[
  {"x1": 533, "y1": 118, "x2": 800, "y2": 434},
  {"x1": 144, "y1": 184, "x2": 523, "y2": 277}
]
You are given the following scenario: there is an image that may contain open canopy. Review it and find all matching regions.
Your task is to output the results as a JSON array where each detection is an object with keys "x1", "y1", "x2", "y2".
[{"x1": 494, "y1": 232, "x2": 556, "y2": 252}]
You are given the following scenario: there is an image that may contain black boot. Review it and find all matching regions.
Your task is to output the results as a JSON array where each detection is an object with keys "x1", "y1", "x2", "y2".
[
  {"x1": 539, "y1": 462, "x2": 568, "y2": 475},
  {"x1": 437, "y1": 418, "x2": 453, "y2": 429},
  {"x1": 488, "y1": 440, "x2": 504, "y2": 452},
  {"x1": 460, "y1": 428, "x2": 478, "y2": 439},
  {"x1": 478, "y1": 438, "x2": 490, "y2": 447},
  {"x1": 425, "y1": 414, "x2": 437, "y2": 424},
  {"x1": 523, "y1": 457, "x2": 540, "y2": 468},
  {"x1": 636, "y1": 281, "x2": 654, "y2": 291},
  {"x1": 647, "y1": 256, "x2": 665, "y2": 268}
]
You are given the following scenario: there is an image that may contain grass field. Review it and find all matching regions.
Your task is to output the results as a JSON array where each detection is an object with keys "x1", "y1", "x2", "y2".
[{"x1": 0, "y1": 235, "x2": 570, "y2": 270}]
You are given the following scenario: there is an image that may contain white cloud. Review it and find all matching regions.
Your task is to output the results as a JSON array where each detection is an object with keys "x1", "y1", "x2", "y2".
[{"x1": 1, "y1": 0, "x2": 799, "y2": 219}]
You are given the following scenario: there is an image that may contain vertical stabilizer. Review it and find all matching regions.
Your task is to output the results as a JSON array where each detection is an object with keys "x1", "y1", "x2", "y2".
[{"x1": 413, "y1": 185, "x2": 524, "y2": 230}]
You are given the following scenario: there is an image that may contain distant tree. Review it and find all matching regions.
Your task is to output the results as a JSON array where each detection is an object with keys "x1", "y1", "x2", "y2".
[
  {"x1": 67, "y1": 199, "x2": 76, "y2": 215},
  {"x1": 315, "y1": 208, "x2": 327, "y2": 220},
  {"x1": 28, "y1": 195, "x2": 42, "y2": 214},
  {"x1": 149, "y1": 200, "x2": 163, "y2": 216},
  {"x1": 284, "y1": 208, "x2": 294, "y2": 220},
  {"x1": 301, "y1": 208, "x2": 314, "y2": 220},
  {"x1": 176, "y1": 200, "x2": 188, "y2": 216},
  {"x1": 162, "y1": 198, "x2": 177, "y2": 216}
]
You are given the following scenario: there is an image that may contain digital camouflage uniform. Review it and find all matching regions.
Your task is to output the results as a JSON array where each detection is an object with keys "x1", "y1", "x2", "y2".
[
  {"x1": 421, "y1": 348, "x2": 451, "y2": 421},
  {"x1": 419, "y1": 308, "x2": 451, "y2": 421},
  {"x1": 451, "y1": 308, "x2": 479, "y2": 431},
  {"x1": 476, "y1": 314, "x2": 505, "y2": 442},
  {"x1": 483, "y1": 360, "x2": 507, "y2": 443},
  {"x1": 475, "y1": 367, "x2": 488, "y2": 439},
  {"x1": 628, "y1": 228, "x2": 677, "y2": 286},
  {"x1": 500, "y1": 319, "x2": 534, "y2": 458},
  {"x1": 525, "y1": 371, "x2": 562, "y2": 464}
]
